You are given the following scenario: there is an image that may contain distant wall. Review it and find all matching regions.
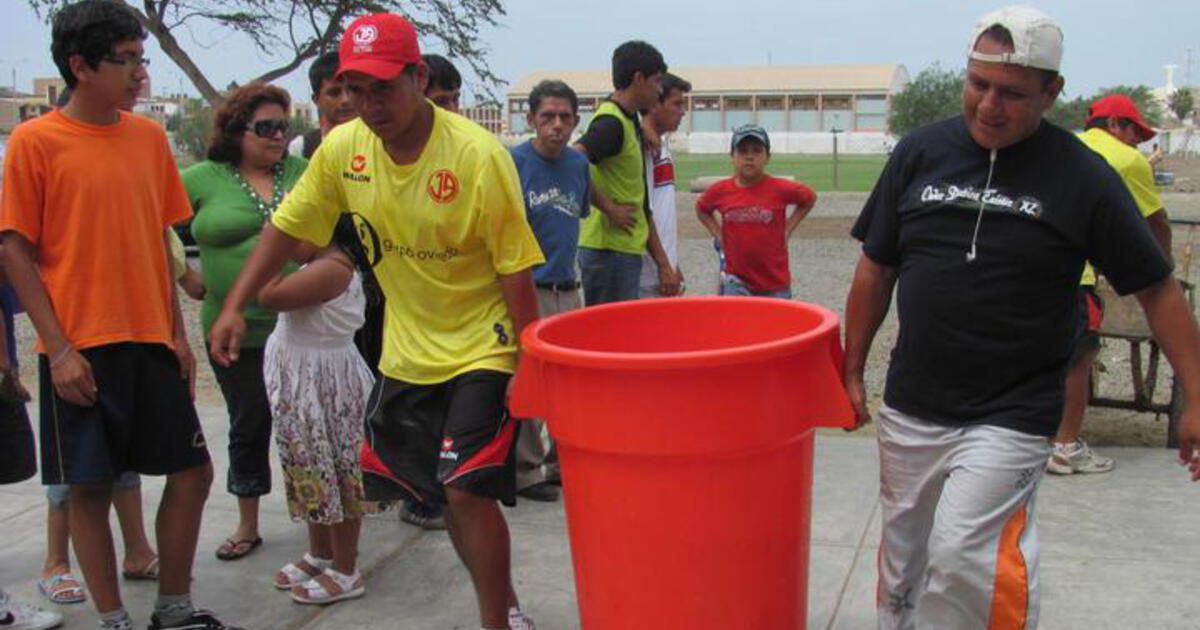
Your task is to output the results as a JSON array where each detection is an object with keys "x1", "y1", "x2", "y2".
[
  {"x1": 1154, "y1": 129, "x2": 1200, "y2": 155},
  {"x1": 671, "y1": 131, "x2": 896, "y2": 155},
  {"x1": 498, "y1": 130, "x2": 898, "y2": 154}
]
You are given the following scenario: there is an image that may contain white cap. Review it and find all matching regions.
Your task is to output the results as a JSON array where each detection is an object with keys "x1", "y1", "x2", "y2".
[{"x1": 967, "y1": 6, "x2": 1063, "y2": 72}]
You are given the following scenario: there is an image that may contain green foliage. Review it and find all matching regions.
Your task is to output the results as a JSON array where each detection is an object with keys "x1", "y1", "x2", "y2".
[
  {"x1": 1169, "y1": 89, "x2": 1195, "y2": 124},
  {"x1": 1044, "y1": 95, "x2": 1089, "y2": 131},
  {"x1": 288, "y1": 112, "x2": 316, "y2": 144},
  {"x1": 1048, "y1": 85, "x2": 1164, "y2": 132},
  {"x1": 174, "y1": 99, "x2": 213, "y2": 161},
  {"x1": 888, "y1": 64, "x2": 963, "y2": 137},
  {"x1": 894, "y1": 62, "x2": 1167, "y2": 135}
]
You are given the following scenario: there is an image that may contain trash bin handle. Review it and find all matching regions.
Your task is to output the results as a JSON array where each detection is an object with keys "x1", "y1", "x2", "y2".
[{"x1": 508, "y1": 350, "x2": 547, "y2": 420}]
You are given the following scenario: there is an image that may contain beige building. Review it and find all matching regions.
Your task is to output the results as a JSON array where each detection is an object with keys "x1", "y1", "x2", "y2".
[
  {"x1": 0, "y1": 95, "x2": 52, "y2": 133},
  {"x1": 462, "y1": 105, "x2": 504, "y2": 134},
  {"x1": 507, "y1": 64, "x2": 908, "y2": 136}
]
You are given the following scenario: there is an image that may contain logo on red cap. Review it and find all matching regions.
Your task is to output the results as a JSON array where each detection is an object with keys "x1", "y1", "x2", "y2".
[{"x1": 352, "y1": 24, "x2": 378, "y2": 52}]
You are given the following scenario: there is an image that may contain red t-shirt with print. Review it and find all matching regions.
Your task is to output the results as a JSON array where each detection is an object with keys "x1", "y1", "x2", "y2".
[{"x1": 697, "y1": 175, "x2": 815, "y2": 292}]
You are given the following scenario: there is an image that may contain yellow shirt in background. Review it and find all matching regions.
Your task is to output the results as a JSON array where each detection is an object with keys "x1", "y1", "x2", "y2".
[
  {"x1": 272, "y1": 109, "x2": 544, "y2": 384},
  {"x1": 168, "y1": 228, "x2": 188, "y2": 281},
  {"x1": 1077, "y1": 128, "x2": 1164, "y2": 286}
]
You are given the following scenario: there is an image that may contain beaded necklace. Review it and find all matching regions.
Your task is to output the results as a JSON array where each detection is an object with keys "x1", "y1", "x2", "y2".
[{"x1": 230, "y1": 162, "x2": 285, "y2": 220}]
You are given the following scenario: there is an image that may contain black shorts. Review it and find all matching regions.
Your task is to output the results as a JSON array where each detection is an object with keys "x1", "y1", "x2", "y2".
[
  {"x1": 39, "y1": 343, "x2": 210, "y2": 485},
  {"x1": 361, "y1": 369, "x2": 517, "y2": 506},
  {"x1": 0, "y1": 397, "x2": 36, "y2": 484},
  {"x1": 1069, "y1": 286, "x2": 1105, "y2": 364}
]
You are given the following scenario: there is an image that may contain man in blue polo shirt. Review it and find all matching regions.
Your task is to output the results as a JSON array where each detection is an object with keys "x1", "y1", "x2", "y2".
[{"x1": 509, "y1": 79, "x2": 590, "y2": 502}]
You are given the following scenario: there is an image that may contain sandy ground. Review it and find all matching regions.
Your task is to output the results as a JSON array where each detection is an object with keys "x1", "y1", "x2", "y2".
[
  {"x1": 1158, "y1": 154, "x2": 1200, "y2": 193},
  {"x1": 11, "y1": 190, "x2": 1200, "y2": 447}
]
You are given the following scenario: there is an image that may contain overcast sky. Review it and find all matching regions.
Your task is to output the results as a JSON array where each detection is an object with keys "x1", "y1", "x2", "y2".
[{"x1": 2, "y1": 1, "x2": 1197, "y2": 105}]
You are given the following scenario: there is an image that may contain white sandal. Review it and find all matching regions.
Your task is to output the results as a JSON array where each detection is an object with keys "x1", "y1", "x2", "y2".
[
  {"x1": 273, "y1": 553, "x2": 329, "y2": 590},
  {"x1": 290, "y1": 568, "x2": 364, "y2": 605}
]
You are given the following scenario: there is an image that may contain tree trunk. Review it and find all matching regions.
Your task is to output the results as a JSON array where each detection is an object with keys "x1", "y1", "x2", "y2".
[{"x1": 127, "y1": 1, "x2": 224, "y2": 105}]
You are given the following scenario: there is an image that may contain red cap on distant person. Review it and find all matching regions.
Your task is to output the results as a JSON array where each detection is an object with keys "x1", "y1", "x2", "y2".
[
  {"x1": 337, "y1": 13, "x2": 421, "y2": 81},
  {"x1": 1087, "y1": 94, "x2": 1156, "y2": 142}
]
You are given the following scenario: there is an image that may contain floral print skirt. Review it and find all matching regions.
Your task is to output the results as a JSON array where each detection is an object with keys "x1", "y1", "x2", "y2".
[{"x1": 264, "y1": 333, "x2": 375, "y2": 524}]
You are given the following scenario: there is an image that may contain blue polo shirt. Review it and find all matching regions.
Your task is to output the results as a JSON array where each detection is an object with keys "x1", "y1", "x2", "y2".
[{"x1": 510, "y1": 140, "x2": 590, "y2": 285}]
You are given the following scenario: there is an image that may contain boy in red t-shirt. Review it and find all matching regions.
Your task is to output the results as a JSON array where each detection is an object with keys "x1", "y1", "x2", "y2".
[{"x1": 696, "y1": 124, "x2": 816, "y2": 298}]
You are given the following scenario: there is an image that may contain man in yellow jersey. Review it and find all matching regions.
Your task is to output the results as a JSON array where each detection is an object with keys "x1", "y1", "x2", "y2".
[
  {"x1": 1048, "y1": 94, "x2": 1173, "y2": 475},
  {"x1": 208, "y1": 13, "x2": 543, "y2": 630}
]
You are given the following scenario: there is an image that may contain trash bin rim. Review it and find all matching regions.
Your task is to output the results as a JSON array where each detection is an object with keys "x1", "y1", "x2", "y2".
[{"x1": 520, "y1": 297, "x2": 840, "y2": 370}]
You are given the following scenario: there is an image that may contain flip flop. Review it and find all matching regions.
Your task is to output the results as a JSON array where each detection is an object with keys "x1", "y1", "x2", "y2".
[
  {"x1": 39, "y1": 572, "x2": 87, "y2": 604},
  {"x1": 215, "y1": 536, "x2": 263, "y2": 561},
  {"x1": 122, "y1": 555, "x2": 159, "y2": 580}
]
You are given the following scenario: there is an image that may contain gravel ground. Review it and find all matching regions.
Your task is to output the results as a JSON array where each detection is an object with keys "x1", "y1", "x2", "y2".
[{"x1": 12, "y1": 190, "x2": 1200, "y2": 446}]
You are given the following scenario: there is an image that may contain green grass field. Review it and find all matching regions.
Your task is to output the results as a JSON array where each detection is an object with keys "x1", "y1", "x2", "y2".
[{"x1": 673, "y1": 153, "x2": 887, "y2": 192}]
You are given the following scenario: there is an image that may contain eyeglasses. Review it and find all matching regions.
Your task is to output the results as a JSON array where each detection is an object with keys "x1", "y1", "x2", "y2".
[
  {"x1": 102, "y1": 55, "x2": 151, "y2": 68},
  {"x1": 246, "y1": 119, "x2": 290, "y2": 138}
]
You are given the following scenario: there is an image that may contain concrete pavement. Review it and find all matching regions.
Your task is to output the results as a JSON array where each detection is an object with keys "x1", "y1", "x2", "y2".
[{"x1": 2, "y1": 404, "x2": 1198, "y2": 629}]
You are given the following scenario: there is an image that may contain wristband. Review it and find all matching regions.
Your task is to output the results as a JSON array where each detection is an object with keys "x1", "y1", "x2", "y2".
[{"x1": 49, "y1": 344, "x2": 74, "y2": 368}]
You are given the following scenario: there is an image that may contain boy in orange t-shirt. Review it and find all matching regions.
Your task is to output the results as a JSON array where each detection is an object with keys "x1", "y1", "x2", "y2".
[{"x1": 0, "y1": 2, "x2": 238, "y2": 630}]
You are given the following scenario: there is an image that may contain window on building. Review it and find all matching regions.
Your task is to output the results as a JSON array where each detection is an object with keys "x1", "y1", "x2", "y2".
[
  {"x1": 855, "y1": 95, "x2": 888, "y2": 131},
  {"x1": 755, "y1": 96, "x2": 786, "y2": 131},
  {"x1": 757, "y1": 96, "x2": 784, "y2": 110},
  {"x1": 724, "y1": 96, "x2": 753, "y2": 131},
  {"x1": 692, "y1": 96, "x2": 720, "y2": 132},
  {"x1": 788, "y1": 95, "x2": 819, "y2": 131},
  {"x1": 822, "y1": 95, "x2": 853, "y2": 132},
  {"x1": 856, "y1": 95, "x2": 887, "y2": 115}
]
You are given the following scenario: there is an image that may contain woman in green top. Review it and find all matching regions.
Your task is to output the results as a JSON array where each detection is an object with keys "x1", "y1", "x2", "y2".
[{"x1": 181, "y1": 84, "x2": 307, "y2": 561}]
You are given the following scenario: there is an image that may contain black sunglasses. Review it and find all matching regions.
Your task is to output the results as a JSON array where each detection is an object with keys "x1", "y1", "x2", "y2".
[{"x1": 246, "y1": 118, "x2": 289, "y2": 138}]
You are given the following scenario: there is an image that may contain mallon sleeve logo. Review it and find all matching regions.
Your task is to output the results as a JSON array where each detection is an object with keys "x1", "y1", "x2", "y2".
[
  {"x1": 427, "y1": 169, "x2": 460, "y2": 204},
  {"x1": 343, "y1": 155, "x2": 371, "y2": 182}
]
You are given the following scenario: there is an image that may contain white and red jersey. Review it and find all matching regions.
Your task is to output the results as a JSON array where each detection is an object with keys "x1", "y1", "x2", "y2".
[{"x1": 639, "y1": 142, "x2": 679, "y2": 293}]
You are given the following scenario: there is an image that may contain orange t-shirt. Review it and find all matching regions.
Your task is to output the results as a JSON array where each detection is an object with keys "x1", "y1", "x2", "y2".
[{"x1": 0, "y1": 109, "x2": 191, "y2": 352}]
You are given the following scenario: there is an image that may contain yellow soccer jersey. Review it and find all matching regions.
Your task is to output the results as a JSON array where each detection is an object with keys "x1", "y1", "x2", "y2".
[
  {"x1": 1077, "y1": 128, "x2": 1164, "y2": 286},
  {"x1": 272, "y1": 109, "x2": 545, "y2": 383}
]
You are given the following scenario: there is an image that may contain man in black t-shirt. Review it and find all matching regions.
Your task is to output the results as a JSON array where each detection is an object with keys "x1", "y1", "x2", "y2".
[{"x1": 844, "y1": 6, "x2": 1200, "y2": 629}]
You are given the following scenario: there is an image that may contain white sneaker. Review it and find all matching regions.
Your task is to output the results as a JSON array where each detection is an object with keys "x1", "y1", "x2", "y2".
[
  {"x1": 1047, "y1": 440, "x2": 1115, "y2": 475},
  {"x1": 508, "y1": 607, "x2": 535, "y2": 630},
  {"x1": 1, "y1": 598, "x2": 63, "y2": 630}
]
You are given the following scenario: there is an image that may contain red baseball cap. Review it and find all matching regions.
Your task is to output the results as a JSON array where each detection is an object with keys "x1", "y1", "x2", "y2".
[
  {"x1": 1086, "y1": 94, "x2": 1156, "y2": 142},
  {"x1": 337, "y1": 13, "x2": 421, "y2": 81}
]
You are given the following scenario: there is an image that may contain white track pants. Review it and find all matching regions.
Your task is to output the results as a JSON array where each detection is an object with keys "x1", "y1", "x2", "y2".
[{"x1": 876, "y1": 403, "x2": 1051, "y2": 630}]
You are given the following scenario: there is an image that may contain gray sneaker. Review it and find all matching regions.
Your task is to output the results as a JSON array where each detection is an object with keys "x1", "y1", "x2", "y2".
[
  {"x1": 1047, "y1": 440, "x2": 1115, "y2": 475},
  {"x1": 398, "y1": 501, "x2": 446, "y2": 530}
]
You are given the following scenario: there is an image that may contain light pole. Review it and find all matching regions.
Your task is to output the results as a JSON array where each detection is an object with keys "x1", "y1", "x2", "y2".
[
  {"x1": 0, "y1": 57, "x2": 30, "y2": 94},
  {"x1": 830, "y1": 114, "x2": 843, "y2": 191}
]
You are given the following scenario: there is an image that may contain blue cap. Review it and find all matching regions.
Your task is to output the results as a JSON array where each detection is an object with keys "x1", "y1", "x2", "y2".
[{"x1": 731, "y1": 124, "x2": 770, "y2": 153}]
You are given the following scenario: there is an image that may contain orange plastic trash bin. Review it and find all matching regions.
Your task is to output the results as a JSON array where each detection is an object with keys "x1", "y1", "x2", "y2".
[{"x1": 509, "y1": 296, "x2": 854, "y2": 629}]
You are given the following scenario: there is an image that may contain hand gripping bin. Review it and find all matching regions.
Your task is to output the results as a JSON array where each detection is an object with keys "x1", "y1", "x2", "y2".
[{"x1": 508, "y1": 297, "x2": 854, "y2": 629}]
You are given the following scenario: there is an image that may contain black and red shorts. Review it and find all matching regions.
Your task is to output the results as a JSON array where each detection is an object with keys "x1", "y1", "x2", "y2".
[
  {"x1": 361, "y1": 369, "x2": 517, "y2": 506},
  {"x1": 1070, "y1": 286, "x2": 1105, "y2": 363}
]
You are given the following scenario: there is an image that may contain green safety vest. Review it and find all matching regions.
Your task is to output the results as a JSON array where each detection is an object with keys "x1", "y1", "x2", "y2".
[{"x1": 579, "y1": 100, "x2": 648, "y2": 255}]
